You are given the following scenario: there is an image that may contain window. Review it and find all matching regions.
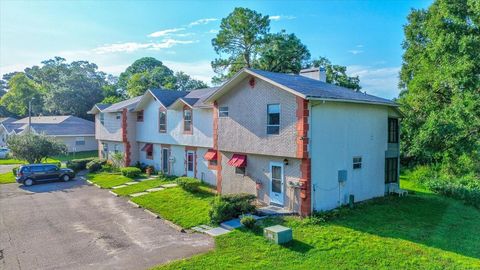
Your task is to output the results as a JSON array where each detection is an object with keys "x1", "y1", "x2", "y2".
[
  {"x1": 114, "y1": 144, "x2": 119, "y2": 153},
  {"x1": 267, "y1": 104, "x2": 280, "y2": 135},
  {"x1": 115, "y1": 113, "x2": 121, "y2": 120},
  {"x1": 100, "y1": 113, "x2": 105, "y2": 125},
  {"x1": 45, "y1": 165, "x2": 58, "y2": 172},
  {"x1": 219, "y1": 106, "x2": 229, "y2": 117},
  {"x1": 31, "y1": 166, "x2": 44, "y2": 173},
  {"x1": 235, "y1": 166, "x2": 246, "y2": 175},
  {"x1": 183, "y1": 107, "x2": 192, "y2": 133},
  {"x1": 388, "y1": 118, "x2": 399, "y2": 143},
  {"x1": 385, "y1": 158, "x2": 398, "y2": 183},
  {"x1": 353, "y1": 156, "x2": 362, "y2": 169},
  {"x1": 75, "y1": 137, "x2": 85, "y2": 146},
  {"x1": 137, "y1": 110, "x2": 144, "y2": 122},
  {"x1": 209, "y1": 159, "x2": 218, "y2": 167},
  {"x1": 146, "y1": 148, "x2": 153, "y2": 160},
  {"x1": 159, "y1": 109, "x2": 167, "y2": 133}
]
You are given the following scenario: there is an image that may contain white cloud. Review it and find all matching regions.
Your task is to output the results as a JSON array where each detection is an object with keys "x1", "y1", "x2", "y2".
[
  {"x1": 207, "y1": 29, "x2": 219, "y2": 34},
  {"x1": 348, "y1": 50, "x2": 364, "y2": 55},
  {"x1": 148, "y1": 28, "x2": 185, "y2": 38},
  {"x1": 93, "y1": 39, "x2": 197, "y2": 54},
  {"x1": 188, "y1": 18, "x2": 218, "y2": 27},
  {"x1": 269, "y1": 15, "x2": 296, "y2": 21},
  {"x1": 163, "y1": 60, "x2": 214, "y2": 84},
  {"x1": 347, "y1": 65, "x2": 401, "y2": 99}
]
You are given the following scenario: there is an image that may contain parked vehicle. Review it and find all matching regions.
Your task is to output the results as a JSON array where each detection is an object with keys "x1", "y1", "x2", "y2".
[
  {"x1": 0, "y1": 148, "x2": 10, "y2": 159},
  {"x1": 16, "y1": 164, "x2": 75, "y2": 186}
]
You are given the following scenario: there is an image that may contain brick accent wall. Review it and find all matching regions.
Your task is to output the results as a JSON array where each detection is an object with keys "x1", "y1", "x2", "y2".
[
  {"x1": 122, "y1": 109, "x2": 131, "y2": 166},
  {"x1": 296, "y1": 97, "x2": 311, "y2": 216},
  {"x1": 213, "y1": 101, "x2": 222, "y2": 193}
]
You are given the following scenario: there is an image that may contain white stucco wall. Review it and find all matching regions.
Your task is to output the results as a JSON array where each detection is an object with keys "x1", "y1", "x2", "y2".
[
  {"x1": 310, "y1": 101, "x2": 391, "y2": 211},
  {"x1": 98, "y1": 140, "x2": 124, "y2": 160},
  {"x1": 136, "y1": 95, "x2": 213, "y2": 148},
  {"x1": 95, "y1": 112, "x2": 122, "y2": 141},
  {"x1": 137, "y1": 142, "x2": 216, "y2": 186}
]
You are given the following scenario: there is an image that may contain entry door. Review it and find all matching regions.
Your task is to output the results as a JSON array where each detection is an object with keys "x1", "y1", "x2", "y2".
[
  {"x1": 186, "y1": 151, "x2": 195, "y2": 178},
  {"x1": 162, "y1": 148, "x2": 169, "y2": 174},
  {"x1": 270, "y1": 162, "x2": 284, "y2": 205}
]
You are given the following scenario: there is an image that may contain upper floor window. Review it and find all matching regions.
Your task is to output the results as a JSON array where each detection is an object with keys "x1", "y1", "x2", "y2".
[
  {"x1": 353, "y1": 156, "x2": 362, "y2": 169},
  {"x1": 100, "y1": 113, "x2": 105, "y2": 125},
  {"x1": 219, "y1": 106, "x2": 229, "y2": 118},
  {"x1": 159, "y1": 108, "x2": 167, "y2": 133},
  {"x1": 137, "y1": 110, "x2": 144, "y2": 122},
  {"x1": 75, "y1": 137, "x2": 85, "y2": 146},
  {"x1": 388, "y1": 118, "x2": 399, "y2": 143},
  {"x1": 115, "y1": 113, "x2": 121, "y2": 120},
  {"x1": 183, "y1": 107, "x2": 192, "y2": 134},
  {"x1": 267, "y1": 104, "x2": 280, "y2": 135}
]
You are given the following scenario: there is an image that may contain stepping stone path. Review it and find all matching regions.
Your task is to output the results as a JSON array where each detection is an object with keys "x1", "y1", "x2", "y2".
[
  {"x1": 160, "y1": 183, "x2": 178, "y2": 188},
  {"x1": 146, "y1": 187, "x2": 164, "y2": 192},
  {"x1": 112, "y1": 185, "x2": 127, "y2": 189},
  {"x1": 193, "y1": 215, "x2": 263, "y2": 237},
  {"x1": 125, "y1": 182, "x2": 140, "y2": 185},
  {"x1": 129, "y1": 192, "x2": 149, "y2": 197}
]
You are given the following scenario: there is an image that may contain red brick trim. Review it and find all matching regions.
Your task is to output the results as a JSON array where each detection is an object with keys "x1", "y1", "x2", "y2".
[
  {"x1": 296, "y1": 97, "x2": 311, "y2": 216},
  {"x1": 213, "y1": 101, "x2": 222, "y2": 192},
  {"x1": 122, "y1": 109, "x2": 131, "y2": 166}
]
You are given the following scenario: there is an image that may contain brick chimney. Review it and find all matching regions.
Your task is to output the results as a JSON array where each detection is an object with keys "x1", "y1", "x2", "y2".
[{"x1": 299, "y1": 67, "x2": 326, "y2": 82}]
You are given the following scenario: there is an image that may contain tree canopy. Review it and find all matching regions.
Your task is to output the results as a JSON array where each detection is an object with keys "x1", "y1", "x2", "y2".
[
  {"x1": 398, "y1": 0, "x2": 480, "y2": 176},
  {"x1": 311, "y1": 57, "x2": 361, "y2": 91},
  {"x1": 7, "y1": 133, "x2": 67, "y2": 164}
]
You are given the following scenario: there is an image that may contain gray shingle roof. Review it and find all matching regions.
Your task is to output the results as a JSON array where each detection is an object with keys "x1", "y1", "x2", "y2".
[
  {"x1": 102, "y1": 96, "x2": 142, "y2": 112},
  {"x1": 150, "y1": 89, "x2": 190, "y2": 107},
  {"x1": 95, "y1": 104, "x2": 111, "y2": 110},
  {"x1": 248, "y1": 68, "x2": 397, "y2": 106},
  {"x1": 6, "y1": 116, "x2": 94, "y2": 136},
  {"x1": 185, "y1": 87, "x2": 219, "y2": 107}
]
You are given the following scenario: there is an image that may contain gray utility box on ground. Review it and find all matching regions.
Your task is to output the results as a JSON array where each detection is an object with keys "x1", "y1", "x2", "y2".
[{"x1": 264, "y1": 225, "x2": 292, "y2": 244}]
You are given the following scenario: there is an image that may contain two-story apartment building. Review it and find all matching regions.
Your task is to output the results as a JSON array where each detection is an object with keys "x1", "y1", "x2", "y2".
[{"x1": 89, "y1": 68, "x2": 401, "y2": 216}]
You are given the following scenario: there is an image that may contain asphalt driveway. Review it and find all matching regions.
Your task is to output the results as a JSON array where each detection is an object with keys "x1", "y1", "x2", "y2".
[{"x1": 0, "y1": 174, "x2": 214, "y2": 270}]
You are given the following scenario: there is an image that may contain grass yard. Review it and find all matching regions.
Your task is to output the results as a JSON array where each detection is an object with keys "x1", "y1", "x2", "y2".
[
  {"x1": 0, "y1": 172, "x2": 15, "y2": 184},
  {"x1": 132, "y1": 185, "x2": 216, "y2": 228},
  {"x1": 155, "y1": 178, "x2": 480, "y2": 269},
  {"x1": 87, "y1": 172, "x2": 133, "y2": 188},
  {"x1": 113, "y1": 178, "x2": 173, "y2": 196},
  {"x1": 0, "y1": 158, "x2": 26, "y2": 165},
  {"x1": 0, "y1": 150, "x2": 97, "y2": 165}
]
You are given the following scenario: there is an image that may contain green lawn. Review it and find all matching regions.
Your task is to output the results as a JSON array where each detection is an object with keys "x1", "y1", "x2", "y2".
[
  {"x1": 113, "y1": 178, "x2": 173, "y2": 196},
  {"x1": 155, "y1": 181, "x2": 480, "y2": 269},
  {"x1": 0, "y1": 172, "x2": 15, "y2": 184},
  {"x1": 87, "y1": 172, "x2": 133, "y2": 188},
  {"x1": 132, "y1": 186, "x2": 216, "y2": 228},
  {"x1": 0, "y1": 150, "x2": 97, "y2": 165}
]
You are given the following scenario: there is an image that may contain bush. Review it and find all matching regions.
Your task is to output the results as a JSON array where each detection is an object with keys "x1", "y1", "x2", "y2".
[
  {"x1": 66, "y1": 158, "x2": 95, "y2": 172},
  {"x1": 427, "y1": 178, "x2": 480, "y2": 209},
  {"x1": 177, "y1": 177, "x2": 201, "y2": 192},
  {"x1": 209, "y1": 193, "x2": 256, "y2": 224},
  {"x1": 12, "y1": 166, "x2": 19, "y2": 176},
  {"x1": 120, "y1": 167, "x2": 141, "y2": 178},
  {"x1": 240, "y1": 216, "x2": 256, "y2": 229},
  {"x1": 101, "y1": 164, "x2": 114, "y2": 172},
  {"x1": 86, "y1": 158, "x2": 106, "y2": 172}
]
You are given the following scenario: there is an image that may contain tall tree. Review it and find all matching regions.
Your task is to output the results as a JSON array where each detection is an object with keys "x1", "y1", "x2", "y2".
[
  {"x1": 398, "y1": 0, "x2": 480, "y2": 174},
  {"x1": 310, "y1": 57, "x2": 361, "y2": 91},
  {"x1": 174, "y1": 72, "x2": 208, "y2": 91},
  {"x1": 211, "y1": 7, "x2": 270, "y2": 82},
  {"x1": 257, "y1": 30, "x2": 310, "y2": 74},
  {"x1": 0, "y1": 73, "x2": 43, "y2": 117}
]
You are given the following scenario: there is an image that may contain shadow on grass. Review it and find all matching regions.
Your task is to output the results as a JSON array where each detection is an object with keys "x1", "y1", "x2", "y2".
[
  {"x1": 282, "y1": 239, "x2": 314, "y2": 254},
  {"x1": 331, "y1": 195, "x2": 480, "y2": 259}
]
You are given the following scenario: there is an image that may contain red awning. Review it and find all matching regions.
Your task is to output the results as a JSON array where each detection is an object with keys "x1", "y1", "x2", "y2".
[
  {"x1": 141, "y1": 143, "x2": 153, "y2": 152},
  {"x1": 227, "y1": 154, "x2": 247, "y2": 167},
  {"x1": 204, "y1": 149, "x2": 217, "y2": 161}
]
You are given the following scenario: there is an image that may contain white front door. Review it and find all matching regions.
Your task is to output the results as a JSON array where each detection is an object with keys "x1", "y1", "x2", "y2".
[
  {"x1": 270, "y1": 162, "x2": 284, "y2": 206},
  {"x1": 186, "y1": 150, "x2": 195, "y2": 178}
]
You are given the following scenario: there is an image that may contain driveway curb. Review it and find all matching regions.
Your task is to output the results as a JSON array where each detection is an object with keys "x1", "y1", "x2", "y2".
[
  {"x1": 144, "y1": 209, "x2": 160, "y2": 219},
  {"x1": 128, "y1": 200, "x2": 141, "y2": 208},
  {"x1": 109, "y1": 191, "x2": 119, "y2": 197}
]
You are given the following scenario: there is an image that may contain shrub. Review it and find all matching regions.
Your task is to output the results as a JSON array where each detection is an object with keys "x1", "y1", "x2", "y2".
[
  {"x1": 101, "y1": 164, "x2": 114, "y2": 172},
  {"x1": 209, "y1": 193, "x2": 256, "y2": 224},
  {"x1": 120, "y1": 167, "x2": 142, "y2": 178},
  {"x1": 7, "y1": 133, "x2": 67, "y2": 164},
  {"x1": 66, "y1": 158, "x2": 95, "y2": 171},
  {"x1": 86, "y1": 158, "x2": 106, "y2": 172},
  {"x1": 427, "y1": 178, "x2": 480, "y2": 209},
  {"x1": 177, "y1": 177, "x2": 201, "y2": 192},
  {"x1": 12, "y1": 166, "x2": 19, "y2": 176},
  {"x1": 240, "y1": 216, "x2": 256, "y2": 229}
]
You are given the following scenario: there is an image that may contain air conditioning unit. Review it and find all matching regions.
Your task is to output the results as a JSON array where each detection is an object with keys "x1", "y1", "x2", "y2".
[{"x1": 263, "y1": 225, "x2": 292, "y2": 244}]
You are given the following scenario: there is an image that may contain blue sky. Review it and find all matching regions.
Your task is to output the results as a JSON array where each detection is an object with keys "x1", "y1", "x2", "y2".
[{"x1": 0, "y1": 0, "x2": 432, "y2": 99}]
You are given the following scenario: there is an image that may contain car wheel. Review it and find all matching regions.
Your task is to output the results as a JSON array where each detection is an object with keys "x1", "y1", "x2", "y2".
[
  {"x1": 62, "y1": 174, "x2": 70, "y2": 182},
  {"x1": 24, "y1": 178, "x2": 34, "y2": 186}
]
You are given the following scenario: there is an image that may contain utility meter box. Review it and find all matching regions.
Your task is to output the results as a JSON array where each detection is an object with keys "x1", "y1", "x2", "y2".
[
  {"x1": 338, "y1": 170, "x2": 347, "y2": 183},
  {"x1": 264, "y1": 225, "x2": 292, "y2": 244}
]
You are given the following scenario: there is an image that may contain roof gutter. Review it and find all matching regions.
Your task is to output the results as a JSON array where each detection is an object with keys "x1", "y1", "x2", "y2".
[{"x1": 306, "y1": 97, "x2": 399, "y2": 107}]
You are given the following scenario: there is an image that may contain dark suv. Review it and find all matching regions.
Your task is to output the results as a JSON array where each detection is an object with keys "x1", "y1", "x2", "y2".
[{"x1": 16, "y1": 164, "x2": 75, "y2": 186}]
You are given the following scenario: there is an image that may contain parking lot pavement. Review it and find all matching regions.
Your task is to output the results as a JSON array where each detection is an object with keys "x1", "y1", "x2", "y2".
[{"x1": 0, "y1": 177, "x2": 214, "y2": 270}]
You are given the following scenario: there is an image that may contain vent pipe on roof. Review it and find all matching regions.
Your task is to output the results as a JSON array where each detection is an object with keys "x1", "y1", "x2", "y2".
[{"x1": 299, "y1": 68, "x2": 327, "y2": 82}]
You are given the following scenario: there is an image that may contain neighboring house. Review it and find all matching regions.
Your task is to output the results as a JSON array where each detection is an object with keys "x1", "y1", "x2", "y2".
[
  {"x1": 89, "y1": 68, "x2": 401, "y2": 216},
  {"x1": 0, "y1": 116, "x2": 97, "y2": 152},
  {"x1": 0, "y1": 117, "x2": 17, "y2": 146}
]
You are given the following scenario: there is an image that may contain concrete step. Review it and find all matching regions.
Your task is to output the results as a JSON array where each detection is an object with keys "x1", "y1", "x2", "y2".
[
  {"x1": 204, "y1": 227, "x2": 231, "y2": 237},
  {"x1": 146, "y1": 187, "x2": 164, "y2": 192},
  {"x1": 125, "y1": 182, "x2": 140, "y2": 186},
  {"x1": 112, "y1": 184, "x2": 128, "y2": 189},
  {"x1": 160, "y1": 183, "x2": 177, "y2": 188}
]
